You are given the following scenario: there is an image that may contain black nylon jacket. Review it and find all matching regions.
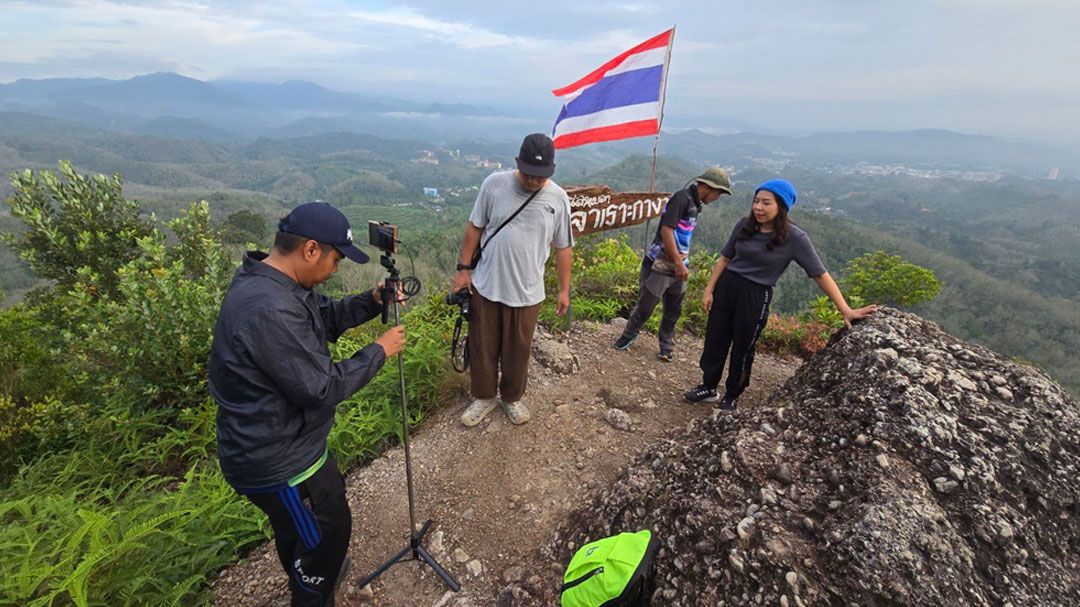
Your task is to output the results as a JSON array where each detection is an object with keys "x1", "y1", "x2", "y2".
[{"x1": 209, "y1": 251, "x2": 386, "y2": 490}]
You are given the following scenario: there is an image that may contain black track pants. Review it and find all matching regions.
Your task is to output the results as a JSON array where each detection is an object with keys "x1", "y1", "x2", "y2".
[
  {"x1": 699, "y1": 271, "x2": 772, "y2": 399},
  {"x1": 245, "y1": 454, "x2": 352, "y2": 607}
]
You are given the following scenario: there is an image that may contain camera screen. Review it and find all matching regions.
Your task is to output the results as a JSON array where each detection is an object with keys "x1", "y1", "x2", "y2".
[{"x1": 368, "y1": 221, "x2": 398, "y2": 254}]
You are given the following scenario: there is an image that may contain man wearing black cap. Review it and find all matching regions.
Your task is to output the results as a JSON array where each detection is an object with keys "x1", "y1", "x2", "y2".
[
  {"x1": 452, "y1": 133, "x2": 574, "y2": 428},
  {"x1": 209, "y1": 202, "x2": 405, "y2": 606}
]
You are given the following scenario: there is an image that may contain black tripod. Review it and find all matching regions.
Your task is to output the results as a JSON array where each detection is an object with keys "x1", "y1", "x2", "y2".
[{"x1": 357, "y1": 252, "x2": 460, "y2": 593}]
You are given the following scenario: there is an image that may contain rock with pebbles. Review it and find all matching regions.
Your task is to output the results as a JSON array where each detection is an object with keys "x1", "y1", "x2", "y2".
[
  {"x1": 506, "y1": 308, "x2": 1078, "y2": 606},
  {"x1": 604, "y1": 407, "x2": 633, "y2": 432},
  {"x1": 532, "y1": 336, "x2": 579, "y2": 374}
]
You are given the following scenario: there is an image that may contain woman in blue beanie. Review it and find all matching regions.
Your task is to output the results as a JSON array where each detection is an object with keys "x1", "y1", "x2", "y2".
[{"x1": 685, "y1": 179, "x2": 876, "y2": 409}]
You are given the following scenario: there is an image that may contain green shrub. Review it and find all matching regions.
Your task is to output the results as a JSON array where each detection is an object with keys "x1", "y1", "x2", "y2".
[
  {"x1": 678, "y1": 251, "x2": 719, "y2": 336},
  {"x1": 55, "y1": 202, "x2": 233, "y2": 412},
  {"x1": 539, "y1": 235, "x2": 718, "y2": 338},
  {"x1": 0, "y1": 305, "x2": 52, "y2": 403},
  {"x1": 842, "y1": 250, "x2": 941, "y2": 307},
  {"x1": 2, "y1": 161, "x2": 154, "y2": 300},
  {"x1": 328, "y1": 294, "x2": 461, "y2": 462},
  {"x1": 539, "y1": 235, "x2": 634, "y2": 329},
  {"x1": 218, "y1": 209, "x2": 268, "y2": 246},
  {"x1": 804, "y1": 293, "x2": 867, "y2": 331},
  {"x1": 758, "y1": 314, "x2": 830, "y2": 358}
]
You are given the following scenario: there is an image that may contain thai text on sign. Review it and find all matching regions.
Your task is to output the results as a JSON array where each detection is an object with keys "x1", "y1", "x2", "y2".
[{"x1": 566, "y1": 186, "x2": 669, "y2": 237}]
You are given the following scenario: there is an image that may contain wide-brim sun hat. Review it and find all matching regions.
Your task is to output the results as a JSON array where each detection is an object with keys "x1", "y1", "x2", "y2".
[{"x1": 695, "y1": 166, "x2": 732, "y2": 195}]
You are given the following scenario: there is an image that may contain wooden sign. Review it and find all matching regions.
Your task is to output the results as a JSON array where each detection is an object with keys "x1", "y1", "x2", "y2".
[{"x1": 566, "y1": 186, "x2": 670, "y2": 237}]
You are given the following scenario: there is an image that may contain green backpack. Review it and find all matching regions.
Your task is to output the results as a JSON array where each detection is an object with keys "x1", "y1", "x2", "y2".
[{"x1": 561, "y1": 530, "x2": 660, "y2": 607}]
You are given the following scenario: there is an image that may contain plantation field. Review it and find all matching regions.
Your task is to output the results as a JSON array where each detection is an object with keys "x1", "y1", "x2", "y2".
[{"x1": 340, "y1": 203, "x2": 468, "y2": 238}]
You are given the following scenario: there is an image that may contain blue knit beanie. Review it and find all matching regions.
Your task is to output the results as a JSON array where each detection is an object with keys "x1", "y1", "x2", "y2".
[{"x1": 755, "y1": 179, "x2": 797, "y2": 210}]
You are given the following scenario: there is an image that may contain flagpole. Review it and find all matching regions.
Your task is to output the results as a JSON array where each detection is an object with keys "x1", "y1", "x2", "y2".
[{"x1": 641, "y1": 25, "x2": 676, "y2": 256}]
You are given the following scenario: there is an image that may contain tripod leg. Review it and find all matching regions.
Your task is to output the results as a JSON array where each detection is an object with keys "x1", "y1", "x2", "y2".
[
  {"x1": 355, "y1": 542, "x2": 413, "y2": 591},
  {"x1": 416, "y1": 543, "x2": 462, "y2": 592},
  {"x1": 410, "y1": 520, "x2": 433, "y2": 550}
]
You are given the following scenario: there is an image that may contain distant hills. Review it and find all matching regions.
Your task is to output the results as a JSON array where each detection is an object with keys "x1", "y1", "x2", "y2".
[
  {"x1": 0, "y1": 72, "x2": 536, "y2": 141},
  {"x1": 2, "y1": 72, "x2": 1078, "y2": 177}
]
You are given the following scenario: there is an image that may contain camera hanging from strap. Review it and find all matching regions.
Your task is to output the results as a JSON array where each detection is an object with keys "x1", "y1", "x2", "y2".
[{"x1": 451, "y1": 307, "x2": 470, "y2": 373}]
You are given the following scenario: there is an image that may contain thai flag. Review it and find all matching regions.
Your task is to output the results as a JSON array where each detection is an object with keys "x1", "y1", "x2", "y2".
[{"x1": 551, "y1": 28, "x2": 675, "y2": 149}]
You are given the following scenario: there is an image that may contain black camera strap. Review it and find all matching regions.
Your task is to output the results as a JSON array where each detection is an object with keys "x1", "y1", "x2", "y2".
[
  {"x1": 470, "y1": 187, "x2": 542, "y2": 268},
  {"x1": 451, "y1": 316, "x2": 469, "y2": 373}
]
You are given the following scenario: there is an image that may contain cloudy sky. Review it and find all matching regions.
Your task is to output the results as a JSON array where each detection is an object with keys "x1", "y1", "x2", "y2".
[{"x1": 1, "y1": 0, "x2": 1076, "y2": 141}]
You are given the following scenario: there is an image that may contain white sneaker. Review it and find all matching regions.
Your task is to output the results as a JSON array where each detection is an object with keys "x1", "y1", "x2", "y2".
[
  {"x1": 501, "y1": 399, "x2": 531, "y2": 425},
  {"x1": 460, "y1": 397, "x2": 498, "y2": 427}
]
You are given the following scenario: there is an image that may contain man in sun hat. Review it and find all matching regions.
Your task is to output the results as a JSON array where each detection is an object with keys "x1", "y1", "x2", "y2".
[
  {"x1": 452, "y1": 133, "x2": 574, "y2": 428},
  {"x1": 210, "y1": 201, "x2": 405, "y2": 606},
  {"x1": 613, "y1": 166, "x2": 732, "y2": 362}
]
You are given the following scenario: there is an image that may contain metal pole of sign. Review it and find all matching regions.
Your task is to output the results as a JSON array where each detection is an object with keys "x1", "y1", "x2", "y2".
[
  {"x1": 642, "y1": 26, "x2": 674, "y2": 258},
  {"x1": 640, "y1": 131, "x2": 661, "y2": 257},
  {"x1": 640, "y1": 217, "x2": 652, "y2": 257},
  {"x1": 566, "y1": 216, "x2": 575, "y2": 333}
]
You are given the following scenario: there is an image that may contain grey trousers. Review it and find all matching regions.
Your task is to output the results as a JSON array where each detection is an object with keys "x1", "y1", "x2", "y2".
[{"x1": 620, "y1": 260, "x2": 688, "y2": 352}]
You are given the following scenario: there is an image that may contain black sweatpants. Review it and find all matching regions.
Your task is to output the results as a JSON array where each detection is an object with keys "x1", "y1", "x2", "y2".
[
  {"x1": 699, "y1": 271, "x2": 772, "y2": 399},
  {"x1": 244, "y1": 454, "x2": 351, "y2": 607}
]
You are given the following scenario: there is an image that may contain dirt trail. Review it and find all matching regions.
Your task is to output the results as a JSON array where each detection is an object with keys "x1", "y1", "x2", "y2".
[{"x1": 212, "y1": 321, "x2": 799, "y2": 606}]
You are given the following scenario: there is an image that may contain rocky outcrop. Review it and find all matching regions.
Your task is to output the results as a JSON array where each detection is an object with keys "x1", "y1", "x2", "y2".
[
  {"x1": 510, "y1": 308, "x2": 1079, "y2": 605},
  {"x1": 532, "y1": 328, "x2": 580, "y2": 375}
]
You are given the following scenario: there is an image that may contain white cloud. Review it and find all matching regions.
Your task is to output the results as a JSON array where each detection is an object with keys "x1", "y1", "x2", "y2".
[
  {"x1": 345, "y1": 6, "x2": 530, "y2": 50},
  {"x1": 1, "y1": 0, "x2": 1078, "y2": 138}
]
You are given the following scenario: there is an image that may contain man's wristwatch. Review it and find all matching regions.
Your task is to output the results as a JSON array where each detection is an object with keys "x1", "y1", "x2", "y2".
[{"x1": 456, "y1": 263, "x2": 472, "y2": 271}]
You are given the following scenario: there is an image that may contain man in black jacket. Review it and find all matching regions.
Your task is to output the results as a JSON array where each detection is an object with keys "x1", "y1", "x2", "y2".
[{"x1": 210, "y1": 201, "x2": 404, "y2": 607}]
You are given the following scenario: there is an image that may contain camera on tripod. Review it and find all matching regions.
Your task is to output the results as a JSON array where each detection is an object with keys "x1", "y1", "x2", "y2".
[
  {"x1": 368, "y1": 220, "x2": 398, "y2": 254},
  {"x1": 355, "y1": 222, "x2": 460, "y2": 594},
  {"x1": 445, "y1": 288, "x2": 471, "y2": 321}
]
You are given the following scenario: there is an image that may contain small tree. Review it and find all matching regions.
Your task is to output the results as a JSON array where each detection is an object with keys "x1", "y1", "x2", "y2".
[
  {"x1": 843, "y1": 251, "x2": 941, "y2": 307},
  {"x1": 2, "y1": 161, "x2": 154, "y2": 298},
  {"x1": 59, "y1": 201, "x2": 234, "y2": 410},
  {"x1": 219, "y1": 209, "x2": 269, "y2": 245}
]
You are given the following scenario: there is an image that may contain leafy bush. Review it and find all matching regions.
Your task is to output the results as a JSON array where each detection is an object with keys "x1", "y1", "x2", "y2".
[
  {"x1": 678, "y1": 251, "x2": 720, "y2": 336},
  {"x1": 842, "y1": 250, "x2": 941, "y2": 307},
  {"x1": 2, "y1": 161, "x2": 154, "y2": 299},
  {"x1": 540, "y1": 235, "x2": 639, "y2": 328},
  {"x1": 758, "y1": 314, "x2": 830, "y2": 358},
  {"x1": 804, "y1": 293, "x2": 866, "y2": 331},
  {"x1": 328, "y1": 293, "x2": 462, "y2": 463},
  {"x1": 0, "y1": 305, "x2": 52, "y2": 403},
  {"x1": 539, "y1": 235, "x2": 719, "y2": 339},
  {"x1": 218, "y1": 209, "x2": 268, "y2": 246},
  {"x1": 55, "y1": 202, "x2": 233, "y2": 411}
]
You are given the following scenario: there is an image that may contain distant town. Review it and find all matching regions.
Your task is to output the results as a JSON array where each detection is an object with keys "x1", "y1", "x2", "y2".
[
  {"x1": 403, "y1": 147, "x2": 503, "y2": 211},
  {"x1": 411, "y1": 148, "x2": 503, "y2": 170}
]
